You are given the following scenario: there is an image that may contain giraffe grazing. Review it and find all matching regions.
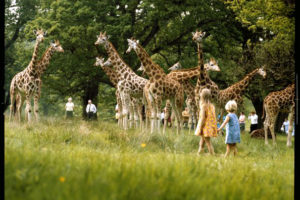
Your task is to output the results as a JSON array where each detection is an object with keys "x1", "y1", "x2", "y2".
[
  {"x1": 262, "y1": 83, "x2": 295, "y2": 147},
  {"x1": 167, "y1": 58, "x2": 220, "y2": 133},
  {"x1": 193, "y1": 30, "x2": 219, "y2": 111},
  {"x1": 9, "y1": 29, "x2": 46, "y2": 122},
  {"x1": 126, "y1": 38, "x2": 184, "y2": 135},
  {"x1": 217, "y1": 66, "x2": 267, "y2": 121},
  {"x1": 11, "y1": 40, "x2": 64, "y2": 122},
  {"x1": 95, "y1": 32, "x2": 148, "y2": 130}
]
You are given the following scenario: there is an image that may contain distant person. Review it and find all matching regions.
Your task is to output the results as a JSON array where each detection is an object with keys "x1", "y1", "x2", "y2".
[
  {"x1": 65, "y1": 97, "x2": 74, "y2": 119},
  {"x1": 182, "y1": 107, "x2": 189, "y2": 128},
  {"x1": 86, "y1": 100, "x2": 97, "y2": 120},
  {"x1": 239, "y1": 112, "x2": 246, "y2": 132},
  {"x1": 248, "y1": 111, "x2": 258, "y2": 133},
  {"x1": 195, "y1": 89, "x2": 217, "y2": 156},
  {"x1": 282, "y1": 118, "x2": 295, "y2": 136},
  {"x1": 160, "y1": 110, "x2": 165, "y2": 125},
  {"x1": 218, "y1": 100, "x2": 241, "y2": 158},
  {"x1": 115, "y1": 104, "x2": 119, "y2": 122}
]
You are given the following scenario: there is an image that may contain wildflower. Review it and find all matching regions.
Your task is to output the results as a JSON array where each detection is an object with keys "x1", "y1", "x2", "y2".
[
  {"x1": 141, "y1": 143, "x2": 146, "y2": 148},
  {"x1": 59, "y1": 176, "x2": 66, "y2": 182}
]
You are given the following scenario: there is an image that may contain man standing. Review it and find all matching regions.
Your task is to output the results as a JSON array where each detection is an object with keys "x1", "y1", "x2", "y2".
[
  {"x1": 86, "y1": 100, "x2": 97, "y2": 120},
  {"x1": 248, "y1": 111, "x2": 258, "y2": 133},
  {"x1": 65, "y1": 97, "x2": 74, "y2": 119}
]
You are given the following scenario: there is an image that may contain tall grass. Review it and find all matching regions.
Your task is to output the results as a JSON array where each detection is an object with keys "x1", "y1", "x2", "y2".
[{"x1": 5, "y1": 117, "x2": 294, "y2": 200}]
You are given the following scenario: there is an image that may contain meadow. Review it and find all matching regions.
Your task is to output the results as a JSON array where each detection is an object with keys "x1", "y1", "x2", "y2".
[{"x1": 5, "y1": 117, "x2": 294, "y2": 200}]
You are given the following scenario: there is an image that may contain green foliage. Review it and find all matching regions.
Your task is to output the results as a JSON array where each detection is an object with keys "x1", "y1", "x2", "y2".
[{"x1": 5, "y1": 119, "x2": 294, "y2": 199}]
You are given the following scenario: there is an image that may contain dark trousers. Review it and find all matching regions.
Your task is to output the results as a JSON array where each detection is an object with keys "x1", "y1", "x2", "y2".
[
  {"x1": 66, "y1": 111, "x2": 73, "y2": 119},
  {"x1": 250, "y1": 124, "x2": 258, "y2": 133},
  {"x1": 87, "y1": 112, "x2": 95, "y2": 120}
]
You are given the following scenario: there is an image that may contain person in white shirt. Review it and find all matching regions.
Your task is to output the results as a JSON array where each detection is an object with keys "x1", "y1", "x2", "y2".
[
  {"x1": 239, "y1": 112, "x2": 246, "y2": 132},
  {"x1": 282, "y1": 118, "x2": 295, "y2": 136},
  {"x1": 160, "y1": 110, "x2": 165, "y2": 125},
  {"x1": 65, "y1": 97, "x2": 74, "y2": 119},
  {"x1": 86, "y1": 99, "x2": 97, "y2": 120},
  {"x1": 248, "y1": 111, "x2": 258, "y2": 133}
]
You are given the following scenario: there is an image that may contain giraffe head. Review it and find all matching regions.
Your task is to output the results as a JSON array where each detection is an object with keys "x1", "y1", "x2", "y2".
[
  {"x1": 126, "y1": 38, "x2": 139, "y2": 53},
  {"x1": 50, "y1": 40, "x2": 64, "y2": 52},
  {"x1": 95, "y1": 32, "x2": 110, "y2": 46},
  {"x1": 204, "y1": 58, "x2": 220, "y2": 71},
  {"x1": 257, "y1": 66, "x2": 267, "y2": 78},
  {"x1": 168, "y1": 62, "x2": 182, "y2": 71},
  {"x1": 33, "y1": 29, "x2": 46, "y2": 43},
  {"x1": 192, "y1": 30, "x2": 206, "y2": 43}
]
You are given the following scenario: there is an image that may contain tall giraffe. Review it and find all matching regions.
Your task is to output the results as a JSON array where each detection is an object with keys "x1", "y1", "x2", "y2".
[
  {"x1": 9, "y1": 29, "x2": 46, "y2": 122},
  {"x1": 217, "y1": 67, "x2": 266, "y2": 121},
  {"x1": 193, "y1": 30, "x2": 219, "y2": 111},
  {"x1": 263, "y1": 83, "x2": 295, "y2": 146},
  {"x1": 126, "y1": 38, "x2": 184, "y2": 134},
  {"x1": 12, "y1": 40, "x2": 64, "y2": 122},
  {"x1": 95, "y1": 32, "x2": 148, "y2": 130},
  {"x1": 167, "y1": 58, "x2": 220, "y2": 133}
]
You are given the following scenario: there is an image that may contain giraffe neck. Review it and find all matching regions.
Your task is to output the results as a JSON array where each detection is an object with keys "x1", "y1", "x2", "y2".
[
  {"x1": 197, "y1": 43, "x2": 204, "y2": 69},
  {"x1": 135, "y1": 44, "x2": 165, "y2": 81},
  {"x1": 30, "y1": 40, "x2": 42, "y2": 67},
  {"x1": 101, "y1": 66, "x2": 119, "y2": 87},
  {"x1": 105, "y1": 41, "x2": 134, "y2": 78},
  {"x1": 36, "y1": 46, "x2": 55, "y2": 76},
  {"x1": 228, "y1": 68, "x2": 260, "y2": 93},
  {"x1": 196, "y1": 42, "x2": 207, "y2": 88},
  {"x1": 182, "y1": 81, "x2": 195, "y2": 98}
]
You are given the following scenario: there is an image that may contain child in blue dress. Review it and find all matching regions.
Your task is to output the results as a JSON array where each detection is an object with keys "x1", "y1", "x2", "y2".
[{"x1": 217, "y1": 100, "x2": 241, "y2": 157}]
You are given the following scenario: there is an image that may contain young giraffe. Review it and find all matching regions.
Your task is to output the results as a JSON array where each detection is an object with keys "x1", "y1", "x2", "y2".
[
  {"x1": 12, "y1": 40, "x2": 64, "y2": 122},
  {"x1": 95, "y1": 32, "x2": 148, "y2": 130},
  {"x1": 217, "y1": 67, "x2": 267, "y2": 122},
  {"x1": 94, "y1": 57, "x2": 123, "y2": 127},
  {"x1": 9, "y1": 29, "x2": 46, "y2": 122},
  {"x1": 193, "y1": 30, "x2": 219, "y2": 111},
  {"x1": 262, "y1": 83, "x2": 295, "y2": 147},
  {"x1": 94, "y1": 57, "x2": 143, "y2": 129},
  {"x1": 126, "y1": 38, "x2": 184, "y2": 135},
  {"x1": 167, "y1": 58, "x2": 220, "y2": 133}
]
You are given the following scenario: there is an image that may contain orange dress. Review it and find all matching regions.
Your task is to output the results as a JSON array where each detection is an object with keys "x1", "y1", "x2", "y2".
[{"x1": 195, "y1": 104, "x2": 218, "y2": 137}]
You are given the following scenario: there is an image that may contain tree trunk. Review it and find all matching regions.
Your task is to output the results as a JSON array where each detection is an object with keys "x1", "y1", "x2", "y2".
[
  {"x1": 250, "y1": 95, "x2": 264, "y2": 129},
  {"x1": 82, "y1": 81, "x2": 99, "y2": 119}
]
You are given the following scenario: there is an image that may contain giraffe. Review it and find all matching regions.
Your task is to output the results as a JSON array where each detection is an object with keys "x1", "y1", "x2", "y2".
[
  {"x1": 11, "y1": 40, "x2": 64, "y2": 122},
  {"x1": 94, "y1": 56, "x2": 143, "y2": 129},
  {"x1": 193, "y1": 30, "x2": 220, "y2": 111},
  {"x1": 95, "y1": 32, "x2": 148, "y2": 130},
  {"x1": 9, "y1": 29, "x2": 46, "y2": 122},
  {"x1": 94, "y1": 57, "x2": 123, "y2": 127},
  {"x1": 262, "y1": 83, "x2": 295, "y2": 147},
  {"x1": 217, "y1": 66, "x2": 267, "y2": 122},
  {"x1": 167, "y1": 58, "x2": 220, "y2": 133},
  {"x1": 126, "y1": 38, "x2": 184, "y2": 135}
]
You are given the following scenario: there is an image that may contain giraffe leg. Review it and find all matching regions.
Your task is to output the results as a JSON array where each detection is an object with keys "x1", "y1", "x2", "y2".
[
  {"x1": 287, "y1": 107, "x2": 294, "y2": 147},
  {"x1": 33, "y1": 92, "x2": 40, "y2": 122},
  {"x1": 9, "y1": 92, "x2": 16, "y2": 122},
  {"x1": 16, "y1": 94, "x2": 24, "y2": 123},
  {"x1": 163, "y1": 102, "x2": 171, "y2": 134},
  {"x1": 263, "y1": 116, "x2": 270, "y2": 145},
  {"x1": 171, "y1": 99, "x2": 182, "y2": 135},
  {"x1": 120, "y1": 92, "x2": 130, "y2": 130},
  {"x1": 24, "y1": 95, "x2": 32, "y2": 122},
  {"x1": 128, "y1": 102, "x2": 134, "y2": 129},
  {"x1": 156, "y1": 97, "x2": 162, "y2": 133},
  {"x1": 137, "y1": 102, "x2": 143, "y2": 131},
  {"x1": 133, "y1": 102, "x2": 139, "y2": 129}
]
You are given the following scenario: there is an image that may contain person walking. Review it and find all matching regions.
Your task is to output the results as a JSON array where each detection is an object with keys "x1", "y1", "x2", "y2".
[
  {"x1": 248, "y1": 111, "x2": 258, "y2": 133},
  {"x1": 218, "y1": 100, "x2": 241, "y2": 157},
  {"x1": 65, "y1": 97, "x2": 74, "y2": 119},
  {"x1": 239, "y1": 112, "x2": 246, "y2": 132},
  {"x1": 86, "y1": 100, "x2": 97, "y2": 120},
  {"x1": 195, "y1": 89, "x2": 218, "y2": 156}
]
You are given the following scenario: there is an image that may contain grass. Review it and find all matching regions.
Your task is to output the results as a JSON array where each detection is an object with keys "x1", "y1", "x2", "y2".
[{"x1": 5, "y1": 117, "x2": 294, "y2": 200}]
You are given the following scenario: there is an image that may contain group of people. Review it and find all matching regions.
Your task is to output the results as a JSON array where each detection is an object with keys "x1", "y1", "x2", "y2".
[{"x1": 65, "y1": 98, "x2": 97, "y2": 120}]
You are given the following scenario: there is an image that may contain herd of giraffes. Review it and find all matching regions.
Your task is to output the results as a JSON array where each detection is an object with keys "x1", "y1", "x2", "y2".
[{"x1": 9, "y1": 28, "x2": 295, "y2": 147}]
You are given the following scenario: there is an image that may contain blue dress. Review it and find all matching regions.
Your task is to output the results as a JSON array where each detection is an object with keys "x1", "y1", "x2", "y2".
[{"x1": 225, "y1": 113, "x2": 241, "y2": 144}]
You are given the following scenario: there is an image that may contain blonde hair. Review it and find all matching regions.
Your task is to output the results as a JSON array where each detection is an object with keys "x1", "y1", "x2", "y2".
[
  {"x1": 200, "y1": 88, "x2": 211, "y2": 103},
  {"x1": 225, "y1": 100, "x2": 237, "y2": 112}
]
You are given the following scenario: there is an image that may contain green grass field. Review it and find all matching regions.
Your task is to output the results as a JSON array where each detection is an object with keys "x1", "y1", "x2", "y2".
[{"x1": 5, "y1": 117, "x2": 294, "y2": 200}]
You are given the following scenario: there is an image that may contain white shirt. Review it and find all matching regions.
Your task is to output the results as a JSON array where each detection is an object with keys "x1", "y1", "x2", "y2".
[
  {"x1": 239, "y1": 115, "x2": 245, "y2": 123},
  {"x1": 160, "y1": 112, "x2": 165, "y2": 120},
  {"x1": 248, "y1": 114, "x2": 258, "y2": 124},
  {"x1": 86, "y1": 104, "x2": 97, "y2": 113},
  {"x1": 115, "y1": 104, "x2": 118, "y2": 111},
  {"x1": 65, "y1": 102, "x2": 74, "y2": 111}
]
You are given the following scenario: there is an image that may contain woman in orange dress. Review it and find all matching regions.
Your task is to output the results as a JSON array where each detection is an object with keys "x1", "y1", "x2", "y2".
[{"x1": 195, "y1": 88, "x2": 218, "y2": 155}]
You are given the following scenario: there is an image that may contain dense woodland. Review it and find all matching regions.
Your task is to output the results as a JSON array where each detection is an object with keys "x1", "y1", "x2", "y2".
[{"x1": 5, "y1": 0, "x2": 295, "y2": 129}]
